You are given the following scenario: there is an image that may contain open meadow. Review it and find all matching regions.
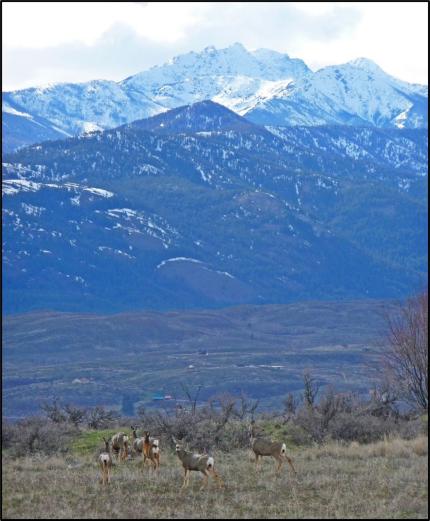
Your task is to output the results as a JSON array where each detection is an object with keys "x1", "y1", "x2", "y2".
[{"x1": 2, "y1": 433, "x2": 428, "y2": 519}]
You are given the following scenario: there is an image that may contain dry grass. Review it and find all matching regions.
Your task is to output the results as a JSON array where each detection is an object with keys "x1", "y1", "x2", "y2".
[
  {"x1": 303, "y1": 435, "x2": 428, "y2": 460},
  {"x1": 2, "y1": 437, "x2": 428, "y2": 519}
]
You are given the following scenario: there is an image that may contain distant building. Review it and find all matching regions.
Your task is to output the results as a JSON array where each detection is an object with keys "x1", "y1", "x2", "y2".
[{"x1": 72, "y1": 377, "x2": 90, "y2": 384}]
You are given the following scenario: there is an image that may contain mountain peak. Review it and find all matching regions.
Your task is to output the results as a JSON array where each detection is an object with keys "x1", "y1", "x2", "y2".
[
  {"x1": 129, "y1": 100, "x2": 265, "y2": 135},
  {"x1": 348, "y1": 57, "x2": 384, "y2": 74},
  {"x1": 226, "y1": 41, "x2": 247, "y2": 51}
]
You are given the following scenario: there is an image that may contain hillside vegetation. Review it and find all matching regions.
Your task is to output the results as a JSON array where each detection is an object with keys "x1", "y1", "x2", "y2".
[{"x1": 3, "y1": 300, "x2": 396, "y2": 418}]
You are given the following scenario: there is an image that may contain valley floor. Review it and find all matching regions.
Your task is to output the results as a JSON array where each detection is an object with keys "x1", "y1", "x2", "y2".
[{"x1": 2, "y1": 436, "x2": 428, "y2": 519}]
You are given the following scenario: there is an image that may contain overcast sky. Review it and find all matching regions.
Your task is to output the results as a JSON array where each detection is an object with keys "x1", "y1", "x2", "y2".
[{"x1": 2, "y1": 2, "x2": 428, "y2": 91}]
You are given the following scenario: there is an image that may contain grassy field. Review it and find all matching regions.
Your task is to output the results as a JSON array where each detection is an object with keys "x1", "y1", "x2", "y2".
[{"x1": 2, "y1": 435, "x2": 428, "y2": 519}]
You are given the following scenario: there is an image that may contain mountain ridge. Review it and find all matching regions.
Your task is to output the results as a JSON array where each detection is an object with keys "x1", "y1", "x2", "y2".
[
  {"x1": 3, "y1": 101, "x2": 427, "y2": 314},
  {"x1": 3, "y1": 43, "x2": 427, "y2": 151}
]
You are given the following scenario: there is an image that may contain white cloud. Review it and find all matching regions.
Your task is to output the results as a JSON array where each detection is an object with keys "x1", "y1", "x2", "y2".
[{"x1": 2, "y1": 2, "x2": 428, "y2": 91}]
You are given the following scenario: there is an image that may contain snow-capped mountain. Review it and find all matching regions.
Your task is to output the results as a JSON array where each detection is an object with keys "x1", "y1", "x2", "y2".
[
  {"x1": 2, "y1": 43, "x2": 427, "y2": 151},
  {"x1": 3, "y1": 102, "x2": 427, "y2": 314}
]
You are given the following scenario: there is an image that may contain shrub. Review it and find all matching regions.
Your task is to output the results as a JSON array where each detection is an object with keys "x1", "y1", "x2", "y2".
[{"x1": 2, "y1": 417, "x2": 78, "y2": 457}]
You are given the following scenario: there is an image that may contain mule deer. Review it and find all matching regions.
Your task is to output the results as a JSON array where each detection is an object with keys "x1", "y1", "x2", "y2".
[
  {"x1": 249, "y1": 423, "x2": 296, "y2": 476},
  {"x1": 172, "y1": 437, "x2": 224, "y2": 490},
  {"x1": 130, "y1": 425, "x2": 144, "y2": 455},
  {"x1": 111, "y1": 432, "x2": 128, "y2": 462},
  {"x1": 142, "y1": 431, "x2": 160, "y2": 470},
  {"x1": 99, "y1": 437, "x2": 113, "y2": 485}
]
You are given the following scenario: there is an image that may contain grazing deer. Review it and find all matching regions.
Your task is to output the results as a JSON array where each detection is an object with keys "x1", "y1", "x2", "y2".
[
  {"x1": 172, "y1": 437, "x2": 224, "y2": 490},
  {"x1": 130, "y1": 425, "x2": 144, "y2": 455},
  {"x1": 142, "y1": 431, "x2": 160, "y2": 470},
  {"x1": 99, "y1": 437, "x2": 113, "y2": 485},
  {"x1": 111, "y1": 432, "x2": 128, "y2": 462},
  {"x1": 248, "y1": 423, "x2": 297, "y2": 476}
]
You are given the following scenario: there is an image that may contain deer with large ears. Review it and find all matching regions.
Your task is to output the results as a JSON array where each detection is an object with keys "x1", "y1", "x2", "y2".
[
  {"x1": 172, "y1": 436, "x2": 224, "y2": 490},
  {"x1": 130, "y1": 425, "x2": 144, "y2": 455},
  {"x1": 248, "y1": 422, "x2": 297, "y2": 476},
  {"x1": 99, "y1": 437, "x2": 113, "y2": 485},
  {"x1": 142, "y1": 431, "x2": 160, "y2": 470}
]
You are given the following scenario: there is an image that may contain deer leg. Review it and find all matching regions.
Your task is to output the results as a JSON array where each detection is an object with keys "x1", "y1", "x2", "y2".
[
  {"x1": 200, "y1": 470, "x2": 209, "y2": 490},
  {"x1": 285, "y1": 456, "x2": 297, "y2": 476},
  {"x1": 181, "y1": 469, "x2": 189, "y2": 489},
  {"x1": 254, "y1": 453, "x2": 260, "y2": 469},
  {"x1": 274, "y1": 455, "x2": 284, "y2": 475}
]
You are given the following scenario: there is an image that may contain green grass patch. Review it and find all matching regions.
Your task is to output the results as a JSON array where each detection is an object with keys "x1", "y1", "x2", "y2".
[
  {"x1": 260, "y1": 420, "x2": 310, "y2": 449},
  {"x1": 70, "y1": 428, "x2": 129, "y2": 456}
]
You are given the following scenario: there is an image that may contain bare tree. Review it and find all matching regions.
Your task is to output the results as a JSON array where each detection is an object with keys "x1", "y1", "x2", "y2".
[
  {"x1": 40, "y1": 398, "x2": 67, "y2": 423},
  {"x1": 283, "y1": 393, "x2": 298, "y2": 420},
  {"x1": 233, "y1": 393, "x2": 259, "y2": 420},
  {"x1": 63, "y1": 404, "x2": 87, "y2": 427},
  {"x1": 87, "y1": 406, "x2": 118, "y2": 429},
  {"x1": 180, "y1": 383, "x2": 202, "y2": 416},
  {"x1": 383, "y1": 289, "x2": 428, "y2": 411},
  {"x1": 302, "y1": 370, "x2": 320, "y2": 409},
  {"x1": 317, "y1": 386, "x2": 340, "y2": 431}
]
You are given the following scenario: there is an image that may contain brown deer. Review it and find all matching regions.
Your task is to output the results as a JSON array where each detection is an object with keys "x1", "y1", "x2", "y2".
[
  {"x1": 249, "y1": 423, "x2": 297, "y2": 476},
  {"x1": 142, "y1": 431, "x2": 160, "y2": 470},
  {"x1": 110, "y1": 432, "x2": 129, "y2": 462},
  {"x1": 172, "y1": 437, "x2": 224, "y2": 490}
]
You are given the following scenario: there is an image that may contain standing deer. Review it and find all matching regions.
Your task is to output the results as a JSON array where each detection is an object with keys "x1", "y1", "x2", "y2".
[
  {"x1": 172, "y1": 437, "x2": 224, "y2": 490},
  {"x1": 98, "y1": 437, "x2": 113, "y2": 485},
  {"x1": 111, "y1": 432, "x2": 128, "y2": 462},
  {"x1": 249, "y1": 423, "x2": 297, "y2": 476},
  {"x1": 130, "y1": 425, "x2": 144, "y2": 455},
  {"x1": 142, "y1": 431, "x2": 160, "y2": 470}
]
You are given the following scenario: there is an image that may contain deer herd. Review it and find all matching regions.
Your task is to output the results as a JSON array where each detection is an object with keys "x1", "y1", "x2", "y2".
[{"x1": 98, "y1": 423, "x2": 296, "y2": 489}]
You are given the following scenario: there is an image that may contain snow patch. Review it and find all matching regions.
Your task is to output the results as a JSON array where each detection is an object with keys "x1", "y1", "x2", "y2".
[
  {"x1": 157, "y1": 257, "x2": 203, "y2": 269},
  {"x1": 83, "y1": 187, "x2": 114, "y2": 198}
]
